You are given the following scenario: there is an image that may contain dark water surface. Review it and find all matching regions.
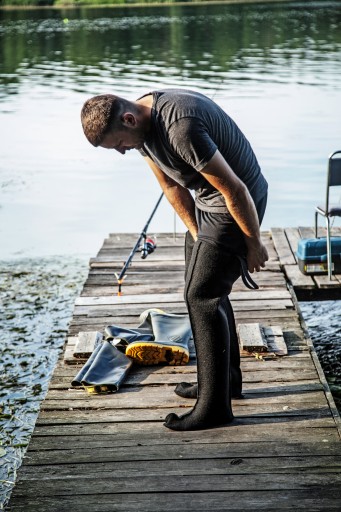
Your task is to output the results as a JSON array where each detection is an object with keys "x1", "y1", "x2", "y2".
[
  {"x1": 300, "y1": 301, "x2": 341, "y2": 411},
  {"x1": 0, "y1": 1, "x2": 340, "y2": 506}
]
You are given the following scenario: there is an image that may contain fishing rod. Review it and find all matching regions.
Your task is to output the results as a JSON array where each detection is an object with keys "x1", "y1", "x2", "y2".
[{"x1": 115, "y1": 192, "x2": 164, "y2": 295}]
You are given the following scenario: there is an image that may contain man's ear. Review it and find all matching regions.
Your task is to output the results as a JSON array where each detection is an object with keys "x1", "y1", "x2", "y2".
[{"x1": 121, "y1": 112, "x2": 136, "y2": 127}]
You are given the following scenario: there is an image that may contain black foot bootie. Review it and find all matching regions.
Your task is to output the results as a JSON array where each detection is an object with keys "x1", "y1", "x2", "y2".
[
  {"x1": 174, "y1": 382, "x2": 244, "y2": 400},
  {"x1": 174, "y1": 293, "x2": 244, "y2": 401},
  {"x1": 164, "y1": 241, "x2": 237, "y2": 431},
  {"x1": 174, "y1": 381, "x2": 198, "y2": 399}
]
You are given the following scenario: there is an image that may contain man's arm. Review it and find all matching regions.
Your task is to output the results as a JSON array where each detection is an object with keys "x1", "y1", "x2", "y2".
[
  {"x1": 200, "y1": 150, "x2": 268, "y2": 272},
  {"x1": 144, "y1": 156, "x2": 198, "y2": 240}
]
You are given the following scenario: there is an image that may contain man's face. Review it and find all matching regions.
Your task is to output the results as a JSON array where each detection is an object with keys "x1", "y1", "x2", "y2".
[{"x1": 100, "y1": 126, "x2": 145, "y2": 155}]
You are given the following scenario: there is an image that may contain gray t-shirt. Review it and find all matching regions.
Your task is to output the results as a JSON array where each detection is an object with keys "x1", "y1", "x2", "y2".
[{"x1": 139, "y1": 89, "x2": 268, "y2": 213}]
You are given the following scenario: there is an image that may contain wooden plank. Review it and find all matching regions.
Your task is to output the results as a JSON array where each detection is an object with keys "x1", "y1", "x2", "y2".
[
  {"x1": 35, "y1": 402, "x2": 330, "y2": 425},
  {"x1": 73, "y1": 303, "x2": 188, "y2": 317},
  {"x1": 53, "y1": 369, "x2": 320, "y2": 387},
  {"x1": 52, "y1": 355, "x2": 317, "y2": 376},
  {"x1": 73, "y1": 331, "x2": 103, "y2": 358},
  {"x1": 81, "y1": 283, "x2": 289, "y2": 296},
  {"x1": 284, "y1": 227, "x2": 301, "y2": 262},
  {"x1": 74, "y1": 290, "x2": 292, "y2": 306},
  {"x1": 108, "y1": 232, "x2": 185, "y2": 241},
  {"x1": 103, "y1": 234, "x2": 186, "y2": 248},
  {"x1": 32, "y1": 416, "x2": 337, "y2": 438},
  {"x1": 69, "y1": 309, "x2": 300, "y2": 323},
  {"x1": 42, "y1": 387, "x2": 328, "y2": 409},
  {"x1": 237, "y1": 323, "x2": 267, "y2": 352},
  {"x1": 94, "y1": 254, "x2": 185, "y2": 265},
  {"x1": 263, "y1": 325, "x2": 287, "y2": 355},
  {"x1": 97, "y1": 246, "x2": 184, "y2": 256},
  {"x1": 67, "y1": 310, "x2": 302, "y2": 336},
  {"x1": 89, "y1": 261, "x2": 282, "y2": 274},
  {"x1": 52, "y1": 378, "x2": 324, "y2": 396},
  {"x1": 299, "y1": 226, "x2": 341, "y2": 239},
  {"x1": 81, "y1": 283, "x2": 185, "y2": 296},
  {"x1": 271, "y1": 227, "x2": 296, "y2": 265},
  {"x1": 313, "y1": 274, "x2": 341, "y2": 290},
  {"x1": 90, "y1": 260, "x2": 186, "y2": 270},
  {"x1": 72, "y1": 300, "x2": 294, "y2": 319},
  {"x1": 11, "y1": 473, "x2": 341, "y2": 498},
  {"x1": 81, "y1": 276, "x2": 288, "y2": 295},
  {"x1": 44, "y1": 385, "x2": 326, "y2": 405},
  {"x1": 7, "y1": 489, "x2": 341, "y2": 512},
  {"x1": 16, "y1": 454, "x2": 341, "y2": 477},
  {"x1": 84, "y1": 272, "x2": 286, "y2": 287},
  {"x1": 54, "y1": 352, "x2": 314, "y2": 368},
  {"x1": 284, "y1": 264, "x2": 316, "y2": 288},
  {"x1": 21, "y1": 441, "x2": 341, "y2": 466}
]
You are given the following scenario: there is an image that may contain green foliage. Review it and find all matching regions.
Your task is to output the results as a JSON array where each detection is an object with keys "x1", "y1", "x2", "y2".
[{"x1": 54, "y1": 0, "x2": 127, "y2": 5}]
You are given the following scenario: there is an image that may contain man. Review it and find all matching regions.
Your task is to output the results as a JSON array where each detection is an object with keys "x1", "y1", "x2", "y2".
[{"x1": 81, "y1": 89, "x2": 268, "y2": 431}]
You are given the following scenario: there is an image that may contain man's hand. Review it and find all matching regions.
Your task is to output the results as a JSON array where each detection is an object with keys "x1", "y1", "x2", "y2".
[
  {"x1": 245, "y1": 237, "x2": 269, "y2": 273},
  {"x1": 201, "y1": 151, "x2": 268, "y2": 273}
]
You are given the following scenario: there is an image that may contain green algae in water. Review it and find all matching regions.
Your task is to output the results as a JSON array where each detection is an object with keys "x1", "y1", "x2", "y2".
[
  {"x1": 0, "y1": 256, "x2": 88, "y2": 507},
  {"x1": 300, "y1": 301, "x2": 341, "y2": 412}
]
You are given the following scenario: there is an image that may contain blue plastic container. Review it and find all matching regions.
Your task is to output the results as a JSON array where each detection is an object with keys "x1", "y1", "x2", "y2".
[{"x1": 296, "y1": 237, "x2": 341, "y2": 275}]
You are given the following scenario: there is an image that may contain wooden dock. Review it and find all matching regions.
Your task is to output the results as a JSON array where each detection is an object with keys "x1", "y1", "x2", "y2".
[
  {"x1": 272, "y1": 226, "x2": 341, "y2": 300},
  {"x1": 8, "y1": 229, "x2": 341, "y2": 511}
]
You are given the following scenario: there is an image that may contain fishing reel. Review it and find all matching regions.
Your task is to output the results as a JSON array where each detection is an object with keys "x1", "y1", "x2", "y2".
[
  {"x1": 140, "y1": 236, "x2": 157, "y2": 259},
  {"x1": 115, "y1": 192, "x2": 163, "y2": 296}
]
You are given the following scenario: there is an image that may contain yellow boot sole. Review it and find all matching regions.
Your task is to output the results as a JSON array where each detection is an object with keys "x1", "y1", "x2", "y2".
[{"x1": 126, "y1": 342, "x2": 189, "y2": 366}]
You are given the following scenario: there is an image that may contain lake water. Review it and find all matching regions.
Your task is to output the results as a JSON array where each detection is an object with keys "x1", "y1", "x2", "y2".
[
  {"x1": 1, "y1": 1, "x2": 341, "y2": 257},
  {"x1": 0, "y1": 1, "x2": 340, "y2": 506}
]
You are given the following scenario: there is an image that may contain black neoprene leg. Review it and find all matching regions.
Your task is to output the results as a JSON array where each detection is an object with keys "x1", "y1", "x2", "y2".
[
  {"x1": 174, "y1": 231, "x2": 198, "y2": 398},
  {"x1": 164, "y1": 240, "x2": 237, "y2": 431},
  {"x1": 225, "y1": 298, "x2": 243, "y2": 398},
  {"x1": 175, "y1": 232, "x2": 243, "y2": 401},
  {"x1": 184, "y1": 230, "x2": 195, "y2": 282}
]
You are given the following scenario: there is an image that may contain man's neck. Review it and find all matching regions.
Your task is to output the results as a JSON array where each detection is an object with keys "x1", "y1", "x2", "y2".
[
  {"x1": 136, "y1": 94, "x2": 153, "y2": 109},
  {"x1": 135, "y1": 94, "x2": 153, "y2": 134}
]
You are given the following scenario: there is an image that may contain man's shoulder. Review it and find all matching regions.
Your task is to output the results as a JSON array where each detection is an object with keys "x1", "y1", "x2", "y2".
[
  {"x1": 155, "y1": 89, "x2": 215, "y2": 127},
  {"x1": 153, "y1": 89, "x2": 211, "y2": 108}
]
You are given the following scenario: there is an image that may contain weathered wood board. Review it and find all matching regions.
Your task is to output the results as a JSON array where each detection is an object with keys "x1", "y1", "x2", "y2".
[{"x1": 276, "y1": 226, "x2": 341, "y2": 294}]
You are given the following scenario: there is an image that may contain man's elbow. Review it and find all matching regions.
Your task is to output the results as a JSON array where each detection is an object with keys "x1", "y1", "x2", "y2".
[{"x1": 225, "y1": 181, "x2": 248, "y2": 206}]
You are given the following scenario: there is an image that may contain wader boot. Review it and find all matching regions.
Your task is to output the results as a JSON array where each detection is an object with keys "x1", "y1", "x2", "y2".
[
  {"x1": 125, "y1": 310, "x2": 191, "y2": 365},
  {"x1": 71, "y1": 340, "x2": 133, "y2": 394}
]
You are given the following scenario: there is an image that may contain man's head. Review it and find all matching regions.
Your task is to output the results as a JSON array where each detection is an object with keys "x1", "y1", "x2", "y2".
[{"x1": 81, "y1": 94, "x2": 148, "y2": 154}]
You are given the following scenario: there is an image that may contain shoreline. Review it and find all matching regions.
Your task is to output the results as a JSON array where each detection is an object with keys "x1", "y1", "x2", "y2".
[{"x1": 0, "y1": 0, "x2": 319, "y2": 13}]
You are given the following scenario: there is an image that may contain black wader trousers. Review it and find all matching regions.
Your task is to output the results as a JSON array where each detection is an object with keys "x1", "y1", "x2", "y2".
[{"x1": 164, "y1": 194, "x2": 267, "y2": 431}]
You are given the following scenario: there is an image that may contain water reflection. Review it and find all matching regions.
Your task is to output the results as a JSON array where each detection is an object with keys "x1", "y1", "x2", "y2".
[
  {"x1": 0, "y1": 2, "x2": 341, "y2": 258},
  {"x1": 1, "y1": 3, "x2": 340, "y2": 103}
]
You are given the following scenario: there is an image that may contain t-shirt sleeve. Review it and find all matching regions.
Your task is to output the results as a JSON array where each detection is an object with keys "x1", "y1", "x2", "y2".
[
  {"x1": 168, "y1": 117, "x2": 217, "y2": 172},
  {"x1": 138, "y1": 147, "x2": 147, "y2": 157}
]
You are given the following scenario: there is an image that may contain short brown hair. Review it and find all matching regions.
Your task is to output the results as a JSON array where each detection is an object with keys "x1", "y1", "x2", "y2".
[{"x1": 81, "y1": 94, "x2": 124, "y2": 147}]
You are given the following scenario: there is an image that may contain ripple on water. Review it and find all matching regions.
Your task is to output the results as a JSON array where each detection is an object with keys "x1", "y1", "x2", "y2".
[
  {"x1": 300, "y1": 300, "x2": 341, "y2": 411},
  {"x1": 0, "y1": 257, "x2": 88, "y2": 506}
]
